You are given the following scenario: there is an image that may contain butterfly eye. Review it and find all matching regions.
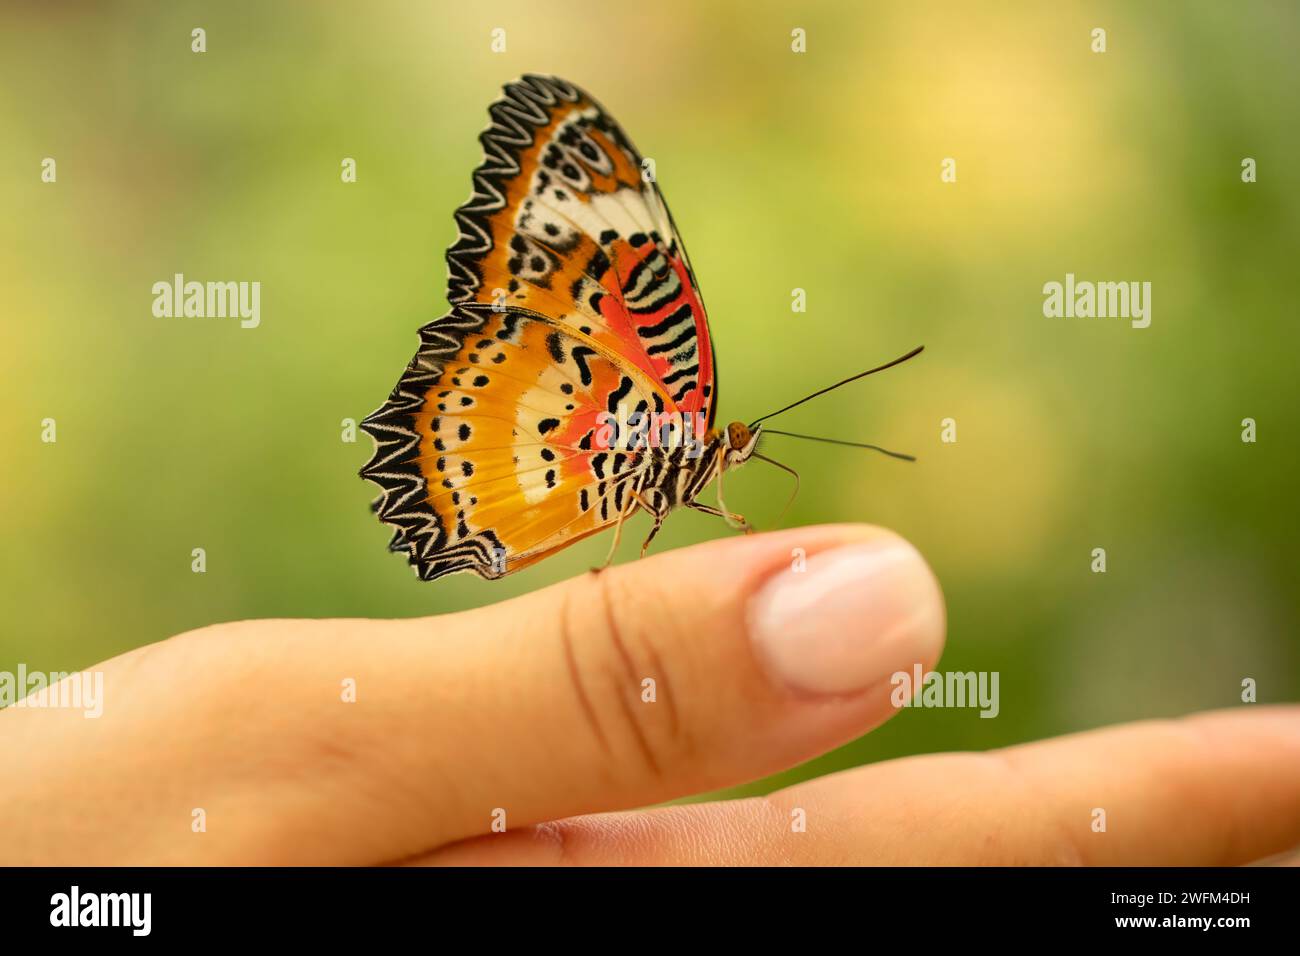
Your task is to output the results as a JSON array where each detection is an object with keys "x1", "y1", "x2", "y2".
[{"x1": 727, "y1": 422, "x2": 752, "y2": 450}]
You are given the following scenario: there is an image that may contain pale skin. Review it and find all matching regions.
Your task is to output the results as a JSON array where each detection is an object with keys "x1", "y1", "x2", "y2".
[{"x1": 2, "y1": 524, "x2": 1298, "y2": 865}]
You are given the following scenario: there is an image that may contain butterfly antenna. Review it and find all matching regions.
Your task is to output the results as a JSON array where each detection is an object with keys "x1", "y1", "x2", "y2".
[
  {"x1": 761, "y1": 431, "x2": 917, "y2": 462},
  {"x1": 752, "y1": 453, "x2": 801, "y2": 524},
  {"x1": 749, "y1": 345, "x2": 924, "y2": 428}
]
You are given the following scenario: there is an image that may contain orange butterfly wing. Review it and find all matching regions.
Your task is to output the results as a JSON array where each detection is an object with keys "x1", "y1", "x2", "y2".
[{"x1": 362, "y1": 75, "x2": 714, "y2": 580}]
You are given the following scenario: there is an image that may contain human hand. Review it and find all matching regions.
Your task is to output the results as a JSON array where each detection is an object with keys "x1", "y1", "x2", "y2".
[{"x1": 4, "y1": 525, "x2": 1297, "y2": 865}]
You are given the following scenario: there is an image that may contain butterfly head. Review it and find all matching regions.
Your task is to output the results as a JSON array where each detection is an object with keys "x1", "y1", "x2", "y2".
[{"x1": 722, "y1": 421, "x2": 761, "y2": 468}]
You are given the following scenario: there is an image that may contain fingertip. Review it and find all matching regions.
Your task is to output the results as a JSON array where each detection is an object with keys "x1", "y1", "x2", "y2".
[{"x1": 745, "y1": 533, "x2": 946, "y2": 697}]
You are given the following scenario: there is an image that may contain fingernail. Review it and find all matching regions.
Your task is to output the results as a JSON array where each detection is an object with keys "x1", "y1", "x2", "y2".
[{"x1": 747, "y1": 538, "x2": 946, "y2": 696}]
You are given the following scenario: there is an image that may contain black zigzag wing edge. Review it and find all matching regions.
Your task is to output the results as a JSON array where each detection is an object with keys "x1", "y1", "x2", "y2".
[
  {"x1": 445, "y1": 74, "x2": 586, "y2": 304},
  {"x1": 358, "y1": 76, "x2": 586, "y2": 581}
]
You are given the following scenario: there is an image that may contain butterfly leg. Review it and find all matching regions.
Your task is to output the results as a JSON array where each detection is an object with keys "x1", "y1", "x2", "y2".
[
  {"x1": 689, "y1": 502, "x2": 754, "y2": 534},
  {"x1": 592, "y1": 476, "x2": 643, "y2": 573},
  {"x1": 632, "y1": 492, "x2": 666, "y2": 558},
  {"x1": 713, "y1": 461, "x2": 755, "y2": 534}
]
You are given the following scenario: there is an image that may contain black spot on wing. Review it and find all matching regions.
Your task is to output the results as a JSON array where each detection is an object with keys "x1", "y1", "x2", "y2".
[
  {"x1": 671, "y1": 379, "x2": 698, "y2": 403},
  {"x1": 607, "y1": 375, "x2": 633, "y2": 414},
  {"x1": 571, "y1": 346, "x2": 595, "y2": 386},
  {"x1": 586, "y1": 249, "x2": 610, "y2": 280},
  {"x1": 496, "y1": 312, "x2": 523, "y2": 341},
  {"x1": 546, "y1": 332, "x2": 565, "y2": 363}
]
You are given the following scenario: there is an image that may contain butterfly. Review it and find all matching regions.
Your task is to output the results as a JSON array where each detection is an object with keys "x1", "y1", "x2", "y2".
[{"x1": 360, "y1": 75, "x2": 920, "y2": 581}]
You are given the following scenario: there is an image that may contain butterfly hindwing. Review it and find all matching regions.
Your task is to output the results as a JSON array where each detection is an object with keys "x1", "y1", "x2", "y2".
[{"x1": 363, "y1": 305, "x2": 671, "y2": 579}]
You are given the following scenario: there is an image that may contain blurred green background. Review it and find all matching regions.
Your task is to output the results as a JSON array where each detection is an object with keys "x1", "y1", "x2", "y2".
[{"x1": 2, "y1": 1, "x2": 1297, "y2": 799}]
